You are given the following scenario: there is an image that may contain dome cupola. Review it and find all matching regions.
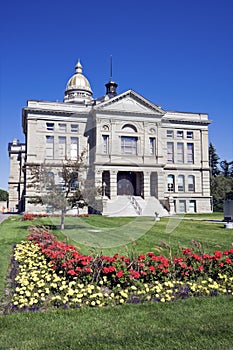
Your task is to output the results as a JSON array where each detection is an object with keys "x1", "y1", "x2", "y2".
[{"x1": 64, "y1": 59, "x2": 93, "y2": 104}]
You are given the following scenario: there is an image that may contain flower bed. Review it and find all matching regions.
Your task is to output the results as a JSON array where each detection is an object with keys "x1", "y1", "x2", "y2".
[
  {"x1": 22, "y1": 213, "x2": 90, "y2": 220},
  {"x1": 7, "y1": 226, "x2": 233, "y2": 311}
]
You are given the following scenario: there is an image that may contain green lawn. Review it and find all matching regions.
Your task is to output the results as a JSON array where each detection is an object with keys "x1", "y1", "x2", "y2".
[
  {"x1": 38, "y1": 213, "x2": 233, "y2": 256},
  {"x1": 0, "y1": 214, "x2": 233, "y2": 350}
]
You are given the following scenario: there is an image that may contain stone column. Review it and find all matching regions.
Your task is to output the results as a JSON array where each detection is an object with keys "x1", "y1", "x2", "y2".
[
  {"x1": 95, "y1": 169, "x2": 103, "y2": 191},
  {"x1": 143, "y1": 171, "x2": 150, "y2": 199},
  {"x1": 156, "y1": 170, "x2": 165, "y2": 200},
  {"x1": 110, "y1": 170, "x2": 117, "y2": 199}
]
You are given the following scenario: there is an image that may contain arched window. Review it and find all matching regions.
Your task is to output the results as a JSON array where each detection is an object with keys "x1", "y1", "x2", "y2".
[
  {"x1": 122, "y1": 124, "x2": 137, "y2": 132},
  {"x1": 167, "y1": 174, "x2": 175, "y2": 192},
  {"x1": 178, "y1": 175, "x2": 185, "y2": 192},
  {"x1": 188, "y1": 175, "x2": 195, "y2": 192}
]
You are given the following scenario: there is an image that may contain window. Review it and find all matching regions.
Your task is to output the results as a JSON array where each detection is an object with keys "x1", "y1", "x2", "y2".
[
  {"x1": 45, "y1": 136, "x2": 54, "y2": 158},
  {"x1": 188, "y1": 175, "x2": 195, "y2": 192},
  {"x1": 58, "y1": 136, "x2": 66, "y2": 158},
  {"x1": 59, "y1": 123, "x2": 67, "y2": 132},
  {"x1": 70, "y1": 137, "x2": 79, "y2": 160},
  {"x1": 70, "y1": 172, "x2": 78, "y2": 190},
  {"x1": 167, "y1": 142, "x2": 174, "y2": 163},
  {"x1": 177, "y1": 131, "x2": 183, "y2": 138},
  {"x1": 167, "y1": 130, "x2": 173, "y2": 138},
  {"x1": 189, "y1": 200, "x2": 196, "y2": 213},
  {"x1": 122, "y1": 124, "x2": 137, "y2": 132},
  {"x1": 46, "y1": 123, "x2": 54, "y2": 131},
  {"x1": 178, "y1": 175, "x2": 185, "y2": 192},
  {"x1": 187, "y1": 131, "x2": 193, "y2": 139},
  {"x1": 58, "y1": 172, "x2": 65, "y2": 190},
  {"x1": 71, "y1": 124, "x2": 78, "y2": 133},
  {"x1": 44, "y1": 171, "x2": 54, "y2": 190},
  {"x1": 149, "y1": 137, "x2": 156, "y2": 155},
  {"x1": 102, "y1": 135, "x2": 109, "y2": 154},
  {"x1": 46, "y1": 205, "x2": 54, "y2": 214},
  {"x1": 187, "y1": 143, "x2": 194, "y2": 164},
  {"x1": 167, "y1": 174, "x2": 175, "y2": 192},
  {"x1": 177, "y1": 143, "x2": 184, "y2": 163},
  {"x1": 121, "y1": 137, "x2": 137, "y2": 155},
  {"x1": 179, "y1": 200, "x2": 186, "y2": 213}
]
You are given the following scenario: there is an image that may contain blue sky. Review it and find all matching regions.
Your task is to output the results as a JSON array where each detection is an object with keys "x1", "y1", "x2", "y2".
[{"x1": 0, "y1": 0, "x2": 232, "y2": 190}]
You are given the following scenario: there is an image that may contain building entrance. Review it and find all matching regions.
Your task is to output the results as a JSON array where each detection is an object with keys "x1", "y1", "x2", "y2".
[{"x1": 117, "y1": 172, "x2": 136, "y2": 195}]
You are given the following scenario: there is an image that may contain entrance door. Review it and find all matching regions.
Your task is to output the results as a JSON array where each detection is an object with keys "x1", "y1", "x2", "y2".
[{"x1": 117, "y1": 172, "x2": 136, "y2": 195}]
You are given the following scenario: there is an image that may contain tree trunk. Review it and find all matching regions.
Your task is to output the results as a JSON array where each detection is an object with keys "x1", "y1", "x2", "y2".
[{"x1": 61, "y1": 210, "x2": 65, "y2": 230}]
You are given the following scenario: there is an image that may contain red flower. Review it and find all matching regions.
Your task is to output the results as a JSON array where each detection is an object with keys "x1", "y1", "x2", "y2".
[
  {"x1": 116, "y1": 270, "x2": 124, "y2": 278},
  {"x1": 225, "y1": 258, "x2": 232, "y2": 264},
  {"x1": 138, "y1": 254, "x2": 145, "y2": 261},
  {"x1": 182, "y1": 248, "x2": 192, "y2": 255},
  {"x1": 149, "y1": 266, "x2": 155, "y2": 271},
  {"x1": 214, "y1": 251, "x2": 222, "y2": 259},
  {"x1": 129, "y1": 270, "x2": 140, "y2": 279},
  {"x1": 102, "y1": 267, "x2": 110, "y2": 274}
]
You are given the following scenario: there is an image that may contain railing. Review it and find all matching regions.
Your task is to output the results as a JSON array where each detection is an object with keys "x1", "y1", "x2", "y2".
[{"x1": 129, "y1": 196, "x2": 142, "y2": 215}]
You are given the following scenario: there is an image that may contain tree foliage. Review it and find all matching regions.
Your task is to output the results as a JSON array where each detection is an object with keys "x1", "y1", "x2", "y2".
[
  {"x1": 27, "y1": 150, "x2": 101, "y2": 229},
  {"x1": 0, "y1": 189, "x2": 8, "y2": 202},
  {"x1": 209, "y1": 143, "x2": 233, "y2": 211},
  {"x1": 209, "y1": 142, "x2": 220, "y2": 177},
  {"x1": 210, "y1": 175, "x2": 233, "y2": 211}
]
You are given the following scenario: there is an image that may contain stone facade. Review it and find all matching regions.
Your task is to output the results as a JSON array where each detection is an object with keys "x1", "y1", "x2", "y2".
[
  {"x1": 8, "y1": 139, "x2": 26, "y2": 212},
  {"x1": 8, "y1": 59, "x2": 212, "y2": 215}
]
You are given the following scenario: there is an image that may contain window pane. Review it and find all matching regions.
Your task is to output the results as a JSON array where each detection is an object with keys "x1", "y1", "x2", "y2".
[
  {"x1": 187, "y1": 143, "x2": 194, "y2": 164},
  {"x1": 188, "y1": 175, "x2": 195, "y2": 191},
  {"x1": 189, "y1": 200, "x2": 196, "y2": 213},
  {"x1": 102, "y1": 135, "x2": 109, "y2": 154},
  {"x1": 59, "y1": 123, "x2": 66, "y2": 132},
  {"x1": 179, "y1": 200, "x2": 186, "y2": 213},
  {"x1": 187, "y1": 131, "x2": 193, "y2": 139},
  {"x1": 167, "y1": 130, "x2": 173, "y2": 138},
  {"x1": 178, "y1": 175, "x2": 184, "y2": 191},
  {"x1": 149, "y1": 137, "x2": 155, "y2": 155},
  {"x1": 177, "y1": 131, "x2": 183, "y2": 138},
  {"x1": 121, "y1": 137, "x2": 137, "y2": 155},
  {"x1": 177, "y1": 143, "x2": 184, "y2": 163},
  {"x1": 58, "y1": 136, "x2": 66, "y2": 158},
  {"x1": 71, "y1": 124, "x2": 78, "y2": 132},
  {"x1": 46, "y1": 123, "x2": 54, "y2": 131},
  {"x1": 70, "y1": 137, "x2": 78, "y2": 160},
  {"x1": 167, "y1": 174, "x2": 174, "y2": 192},
  {"x1": 167, "y1": 142, "x2": 174, "y2": 163},
  {"x1": 46, "y1": 136, "x2": 54, "y2": 158}
]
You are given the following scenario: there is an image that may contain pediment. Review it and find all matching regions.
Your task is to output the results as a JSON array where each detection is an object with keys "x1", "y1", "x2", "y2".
[{"x1": 94, "y1": 90, "x2": 165, "y2": 116}]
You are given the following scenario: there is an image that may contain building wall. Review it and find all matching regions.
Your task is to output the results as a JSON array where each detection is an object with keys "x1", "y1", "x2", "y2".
[
  {"x1": 9, "y1": 89, "x2": 212, "y2": 214},
  {"x1": 8, "y1": 139, "x2": 25, "y2": 212}
]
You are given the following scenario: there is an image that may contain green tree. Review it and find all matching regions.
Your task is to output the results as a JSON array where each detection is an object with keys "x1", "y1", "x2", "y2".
[
  {"x1": 0, "y1": 189, "x2": 8, "y2": 202},
  {"x1": 220, "y1": 160, "x2": 233, "y2": 177},
  {"x1": 209, "y1": 142, "x2": 220, "y2": 177},
  {"x1": 210, "y1": 175, "x2": 233, "y2": 211},
  {"x1": 28, "y1": 151, "x2": 101, "y2": 229}
]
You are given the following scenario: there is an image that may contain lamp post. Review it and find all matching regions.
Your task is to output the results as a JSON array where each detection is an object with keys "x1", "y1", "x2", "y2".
[{"x1": 168, "y1": 183, "x2": 174, "y2": 215}]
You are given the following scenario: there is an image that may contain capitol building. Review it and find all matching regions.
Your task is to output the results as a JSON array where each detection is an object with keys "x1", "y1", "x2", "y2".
[{"x1": 8, "y1": 59, "x2": 212, "y2": 216}]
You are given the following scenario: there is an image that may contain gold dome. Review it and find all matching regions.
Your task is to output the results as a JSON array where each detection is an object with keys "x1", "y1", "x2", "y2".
[{"x1": 64, "y1": 59, "x2": 93, "y2": 103}]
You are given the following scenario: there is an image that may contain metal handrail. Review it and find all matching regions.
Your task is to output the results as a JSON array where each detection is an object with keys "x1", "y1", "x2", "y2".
[{"x1": 129, "y1": 196, "x2": 142, "y2": 215}]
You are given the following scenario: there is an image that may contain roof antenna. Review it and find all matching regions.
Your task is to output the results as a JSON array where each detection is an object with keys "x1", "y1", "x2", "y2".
[
  {"x1": 110, "y1": 55, "x2": 113, "y2": 81},
  {"x1": 105, "y1": 55, "x2": 118, "y2": 97}
]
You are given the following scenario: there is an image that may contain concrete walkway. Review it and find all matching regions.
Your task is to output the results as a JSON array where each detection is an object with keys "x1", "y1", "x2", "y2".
[{"x1": 0, "y1": 213, "x2": 11, "y2": 224}]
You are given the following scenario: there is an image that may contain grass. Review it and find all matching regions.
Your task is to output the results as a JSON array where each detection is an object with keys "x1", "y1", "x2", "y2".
[
  {"x1": 0, "y1": 214, "x2": 233, "y2": 350},
  {"x1": 37, "y1": 213, "x2": 233, "y2": 256},
  {"x1": 0, "y1": 296, "x2": 232, "y2": 350}
]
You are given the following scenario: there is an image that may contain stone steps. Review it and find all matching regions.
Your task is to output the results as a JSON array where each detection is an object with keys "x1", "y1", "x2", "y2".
[{"x1": 103, "y1": 196, "x2": 169, "y2": 217}]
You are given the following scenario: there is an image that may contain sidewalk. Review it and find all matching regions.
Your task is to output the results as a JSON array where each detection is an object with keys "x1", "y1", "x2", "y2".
[{"x1": 0, "y1": 213, "x2": 11, "y2": 224}]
